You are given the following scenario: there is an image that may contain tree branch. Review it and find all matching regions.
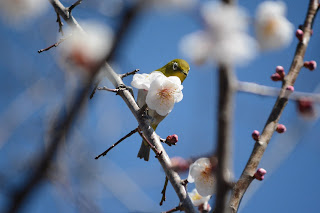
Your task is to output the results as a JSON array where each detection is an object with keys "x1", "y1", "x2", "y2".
[
  {"x1": 214, "y1": 65, "x2": 236, "y2": 213},
  {"x1": 229, "y1": 1, "x2": 319, "y2": 212}
]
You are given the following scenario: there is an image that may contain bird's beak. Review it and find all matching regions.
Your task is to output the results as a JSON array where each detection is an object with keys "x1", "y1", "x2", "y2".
[{"x1": 181, "y1": 70, "x2": 188, "y2": 76}]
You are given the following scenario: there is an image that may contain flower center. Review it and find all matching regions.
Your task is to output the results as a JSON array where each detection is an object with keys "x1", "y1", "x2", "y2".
[
  {"x1": 157, "y1": 88, "x2": 174, "y2": 101},
  {"x1": 263, "y1": 18, "x2": 278, "y2": 36}
]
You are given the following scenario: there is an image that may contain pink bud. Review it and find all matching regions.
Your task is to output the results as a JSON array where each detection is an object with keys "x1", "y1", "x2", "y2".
[
  {"x1": 286, "y1": 86, "x2": 294, "y2": 92},
  {"x1": 166, "y1": 134, "x2": 178, "y2": 145},
  {"x1": 252, "y1": 130, "x2": 260, "y2": 141},
  {"x1": 304, "y1": 60, "x2": 317, "y2": 71},
  {"x1": 254, "y1": 168, "x2": 267, "y2": 181},
  {"x1": 276, "y1": 66, "x2": 285, "y2": 78},
  {"x1": 296, "y1": 29, "x2": 304, "y2": 42},
  {"x1": 276, "y1": 124, "x2": 287, "y2": 133},
  {"x1": 170, "y1": 157, "x2": 190, "y2": 173},
  {"x1": 271, "y1": 73, "x2": 282, "y2": 81},
  {"x1": 297, "y1": 98, "x2": 316, "y2": 118}
]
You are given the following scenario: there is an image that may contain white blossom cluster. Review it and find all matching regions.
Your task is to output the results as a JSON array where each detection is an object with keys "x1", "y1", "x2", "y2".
[
  {"x1": 131, "y1": 72, "x2": 183, "y2": 116},
  {"x1": 60, "y1": 21, "x2": 114, "y2": 71},
  {"x1": 180, "y1": 1, "x2": 294, "y2": 65}
]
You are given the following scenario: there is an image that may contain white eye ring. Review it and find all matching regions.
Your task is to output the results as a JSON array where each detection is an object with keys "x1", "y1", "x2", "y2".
[{"x1": 173, "y1": 62, "x2": 178, "y2": 70}]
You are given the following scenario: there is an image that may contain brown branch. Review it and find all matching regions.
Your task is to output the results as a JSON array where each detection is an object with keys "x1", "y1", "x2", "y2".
[
  {"x1": 95, "y1": 128, "x2": 139, "y2": 159},
  {"x1": 229, "y1": 1, "x2": 320, "y2": 212},
  {"x1": 120, "y1": 69, "x2": 140, "y2": 79},
  {"x1": 56, "y1": 12, "x2": 64, "y2": 35},
  {"x1": 214, "y1": 64, "x2": 236, "y2": 213},
  {"x1": 38, "y1": 36, "x2": 69, "y2": 53},
  {"x1": 160, "y1": 176, "x2": 169, "y2": 206}
]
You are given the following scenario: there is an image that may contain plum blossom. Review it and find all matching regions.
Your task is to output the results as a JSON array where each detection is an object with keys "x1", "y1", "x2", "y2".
[
  {"x1": 0, "y1": 0, "x2": 49, "y2": 25},
  {"x1": 131, "y1": 72, "x2": 184, "y2": 116},
  {"x1": 60, "y1": 21, "x2": 113, "y2": 71},
  {"x1": 255, "y1": 1, "x2": 294, "y2": 50},
  {"x1": 187, "y1": 158, "x2": 215, "y2": 196},
  {"x1": 180, "y1": 2, "x2": 257, "y2": 66},
  {"x1": 146, "y1": 74, "x2": 183, "y2": 116},
  {"x1": 188, "y1": 188, "x2": 211, "y2": 207},
  {"x1": 131, "y1": 71, "x2": 164, "y2": 90}
]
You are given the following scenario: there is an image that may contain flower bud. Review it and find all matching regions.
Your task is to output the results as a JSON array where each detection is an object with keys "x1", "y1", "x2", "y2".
[
  {"x1": 166, "y1": 134, "x2": 178, "y2": 145},
  {"x1": 304, "y1": 60, "x2": 317, "y2": 71},
  {"x1": 276, "y1": 124, "x2": 286, "y2": 133},
  {"x1": 295, "y1": 29, "x2": 303, "y2": 42},
  {"x1": 276, "y1": 66, "x2": 285, "y2": 78},
  {"x1": 254, "y1": 168, "x2": 267, "y2": 181},
  {"x1": 252, "y1": 130, "x2": 260, "y2": 141},
  {"x1": 271, "y1": 73, "x2": 282, "y2": 81},
  {"x1": 286, "y1": 86, "x2": 294, "y2": 92},
  {"x1": 297, "y1": 98, "x2": 316, "y2": 118}
]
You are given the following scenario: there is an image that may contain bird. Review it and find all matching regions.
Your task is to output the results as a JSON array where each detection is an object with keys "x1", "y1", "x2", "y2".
[{"x1": 137, "y1": 59, "x2": 190, "y2": 161}]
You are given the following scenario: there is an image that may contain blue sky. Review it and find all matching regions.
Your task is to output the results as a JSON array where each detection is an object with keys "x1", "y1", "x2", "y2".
[{"x1": 0, "y1": 0, "x2": 320, "y2": 212}]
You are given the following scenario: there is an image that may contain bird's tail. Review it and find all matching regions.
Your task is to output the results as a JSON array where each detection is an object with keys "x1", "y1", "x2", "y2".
[{"x1": 137, "y1": 139, "x2": 150, "y2": 161}]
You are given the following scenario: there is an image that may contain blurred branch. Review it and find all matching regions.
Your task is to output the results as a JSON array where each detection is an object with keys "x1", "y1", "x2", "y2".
[
  {"x1": 229, "y1": 1, "x2": 320, "y2": 212},
  {"x1": 214, "y1": 0, "x2": 237, "y2": 212},
  {"x1": 237, "y1": 81, "x2": 320, "y2": 102},
  {"x1": 214, "y1": 64, "x2": 236, "y2": 213}
]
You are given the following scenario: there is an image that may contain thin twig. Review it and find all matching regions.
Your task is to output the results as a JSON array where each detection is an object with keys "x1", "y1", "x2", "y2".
[
  {"x1": 95, "y1": 128, "x2": 138, "y2": 159},
  {"x1": 160, "y1": 176, "x2": 169, "y2": 206},
  {"x1": 56, "y1": 12, "x2": 64, "y2": 35},
  {"x1": 68, "y1": 0, "x2": 82, "y2": 13},
  {"x1": 38, "y1": 36, "x2": 69, "y2": 53},
  {"x1": 97, "y1": 86, "x2": 119, "y2": 93},
  {"x1": 120, "y1": 69, "x2": 140, "y2": 79},
  {"x1": 229, "y1": 1, "x2": 319, "y2": 212},
  {"x1": 137, "y1": 127, "x2": 162, "y2": 157}
]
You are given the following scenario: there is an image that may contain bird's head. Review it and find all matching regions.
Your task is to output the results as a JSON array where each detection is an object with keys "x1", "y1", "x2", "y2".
[{"x1": 158, "y1": 59, "x2": 190, "y2": 83}]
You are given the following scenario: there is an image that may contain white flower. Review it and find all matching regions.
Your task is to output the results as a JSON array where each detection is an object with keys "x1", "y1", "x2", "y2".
[
  {"x1": 145, "y1": 74, "x2": 183, "y2": 116},
  {"x1": 255, "y1": 1, "x2": 294, "y2": 50},
  {"x1": 188, "y1": 188, "x2": 211, "y2": 207},
  {"x1": 180, "y1": 2, "x2": 257, "y2": 66},
  {"x1": 131, "y1": 71, "x2": 164, "y2": 90},
  {"x1": 61, "y1": 21, "x2": 113, "y2": 70},
  {"x1": 187, "y1": 158, "x2": 215, "y2": 197},
  {"x1": 0, "y1": 0, "x2": 49, "y2": 25}
]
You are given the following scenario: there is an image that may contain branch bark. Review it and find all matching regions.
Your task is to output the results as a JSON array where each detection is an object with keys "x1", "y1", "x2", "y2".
[
  {"x1": 214, "y1": 65, "x2": 236, "y2": 213},
  {"x1": 229, "y1": 1, "x2": 319, "y2": 212}
]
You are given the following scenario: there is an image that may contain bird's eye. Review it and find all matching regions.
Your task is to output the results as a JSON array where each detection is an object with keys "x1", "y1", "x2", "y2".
[{"x1": 173, "y1": 62, "x2": 178, "y2": 71}]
